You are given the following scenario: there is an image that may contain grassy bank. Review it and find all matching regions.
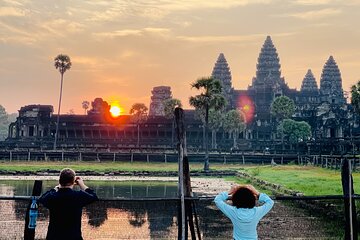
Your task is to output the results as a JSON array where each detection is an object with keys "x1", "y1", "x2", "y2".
[
  {"x1": 0, "y1": 161, "x2": 244, "y2": 173},
  {"x1": 240, "y1": 165, "x2": 360, "y2": 195},
  {"x1": 1, "y1": 161, "x2": 359, "y2": 195}
]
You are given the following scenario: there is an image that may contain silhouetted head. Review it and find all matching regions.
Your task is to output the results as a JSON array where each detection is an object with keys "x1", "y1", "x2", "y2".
[
  {"x1": 59, "y1": 168, "x2": 76, "y2": 186},
  {"x1": 232, "y1": 187, "x2": 256, "y2": 208}
]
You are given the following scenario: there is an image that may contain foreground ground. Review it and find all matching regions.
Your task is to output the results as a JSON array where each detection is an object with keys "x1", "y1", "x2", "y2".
[{"x1": 0, "y1": 161, "x2": 358, "y2": 239}]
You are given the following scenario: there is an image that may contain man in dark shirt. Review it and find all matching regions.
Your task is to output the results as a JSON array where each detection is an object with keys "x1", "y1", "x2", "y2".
[{"x1": 39, "y1": 168, "x2": 98, "y2": 240}]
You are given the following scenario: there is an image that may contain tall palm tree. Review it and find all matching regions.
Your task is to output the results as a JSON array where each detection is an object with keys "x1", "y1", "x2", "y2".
[
  {"x1": 189, "y1": 77, "x2": 226, "y2": 171},
  {"x1": 82, "y1": 100, "x2": 90, "y2": 115},
  {"x1": 129, "y1": 103, "x2": 148, "y2": 147},
  {"x1": 163, "y1": 98, "x2": 182, "y2": 145},
  {"x1": 53, "y1": 54, "x2": 72, "y2": 150}
]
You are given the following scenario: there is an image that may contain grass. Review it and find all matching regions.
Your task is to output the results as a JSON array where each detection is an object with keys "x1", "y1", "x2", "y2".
[
  {"x1": 0, "y1": 160, "x2": 244, "y2": 173},
  {"x1": 241, "y1": 165, "x2": 360, "y2": 195},
  {"x1": 1, "y1": 161, "x2": 359, "y2": 196}
]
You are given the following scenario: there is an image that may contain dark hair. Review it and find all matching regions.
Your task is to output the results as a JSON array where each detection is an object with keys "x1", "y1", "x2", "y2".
[
  {"x1": 232, "y1": 187, "x2": 256, "y2": 208},
  {"x1": 59, "y1": 168, "x2": 76, "y2": 186}
]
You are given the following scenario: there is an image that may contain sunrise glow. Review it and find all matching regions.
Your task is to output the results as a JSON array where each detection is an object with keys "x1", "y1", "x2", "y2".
[{"x1": 110, "y1": 105, "x2": 121, "y2": 118}]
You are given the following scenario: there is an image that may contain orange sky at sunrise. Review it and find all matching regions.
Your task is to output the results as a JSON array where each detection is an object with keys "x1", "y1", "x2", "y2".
[{"x1": 1, "y1": 0, "x2": 360, "y2": 114}]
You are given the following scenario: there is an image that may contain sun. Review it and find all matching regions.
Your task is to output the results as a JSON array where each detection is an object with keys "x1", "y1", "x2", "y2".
[{"x1": 110, "y1": 105, "x2": 121, "y2": 117}]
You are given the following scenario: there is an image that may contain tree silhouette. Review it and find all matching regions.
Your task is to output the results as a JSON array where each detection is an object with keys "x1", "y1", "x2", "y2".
[
  {"x1": 163, "y1": 98, "x2": 182, "y2": 145},
  {"x1": 82, "y1": 101, "x2": 90, "y2": 115},
  {"x1": 189, "y1": 77, "x2": 226, "y2": 171},
  {"x1": 270, "y1": 96, "x2": 295, "y2": 151},
  {"x1": 208, "y1": 109, "x2": 224, "y2": 149},
  {"x1": 53, "y1": 54, "x2": 71, "y2": 150},
  {"x1": 223, "y1": 110, "x2": 245, "y2": 149},
  {"x1": 129, "y1": 103, "x2": 148, "y2": 147}
]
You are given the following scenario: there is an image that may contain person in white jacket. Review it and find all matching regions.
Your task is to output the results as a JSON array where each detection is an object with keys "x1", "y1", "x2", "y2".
[{"x1": 214, "y1": 185, "x2": 274, "y2": 240}]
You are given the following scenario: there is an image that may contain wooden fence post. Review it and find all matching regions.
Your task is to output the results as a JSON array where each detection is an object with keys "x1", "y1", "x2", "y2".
[
  {"x1": 175, "y1": 107, "x2": 200, "y2": 240},
  {"x1": 341, "y1": 158, "x2": 358, "y2": 240},
  {"x1": 24, "y1": 180, "x2": 43, "y2": 240}
]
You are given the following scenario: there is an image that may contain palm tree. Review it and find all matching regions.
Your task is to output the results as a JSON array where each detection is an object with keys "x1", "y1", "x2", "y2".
[
  {"x1": 129, "y1": 103, "x2": 148, "y2": 147},
  {"x1": 53, "y1": 54, "x2": 72, "y2": 150},
  {"x1": 163, "y1": 98, "x2": 182, "y2": 145},
  {"x1": 208, "y1": 109, "x2": 224, "y2": 149},
  {"x1": 223, "y1": 110, "x2": 245, "y2": 149},
  {"x1": 82, "y1": 101, "x2": 90, "y2": 115},
  {"x1": 189, "y1": 77, "x2": 226, "y2": 171}
]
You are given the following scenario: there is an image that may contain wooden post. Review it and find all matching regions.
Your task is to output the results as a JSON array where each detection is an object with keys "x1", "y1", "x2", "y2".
[
  {"x1": 28, "y1": 150, "x2": 31, "y2": 161},
  {"x1": 147, "y1": 154, "x2": 149, "y2": 163},
  {"x1": 325, "y1": 157, "x2": 328, "y2": 168},
  {"x1": 175, "y1": 108, "x2": 186, "y2": 240},
  {"x1": 61, "y1": 150, "x2": 64, "y2": 161},
  {"x1": 164, "y1": 153, "x2": 167, "y2": 163},
  {"x1": 113, "y1": 152, "x2": 116, "y2": 162},
  {"x1": 79, "y1": 152, "x2": 82, "y2": 161},
  {"x1": 24, "y1": 180, "x2": 43, "y2": 240},
  {"x1": 341, "y1": 158, "x2": 358, "y2": 240},
  {"x1": 281, "y1": 155, "x2": 283, "y2": 165},
  {"x1": 242, "y1": 154, "x2": 245, "y2": 165},
  {"x1": 9, "y1": 151, "x2": 12, "y2": 162},
  {"x1": 223, "y1": 155, "x2": 226, "y2": 165},
  {"x1": 175, "y1": 107, "x2": 199, "y2": 240}
]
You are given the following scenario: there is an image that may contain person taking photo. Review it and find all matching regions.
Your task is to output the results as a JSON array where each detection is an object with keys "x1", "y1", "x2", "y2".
[{"x1": 39, "y1": 168, "x2": 98, "y2": 240}]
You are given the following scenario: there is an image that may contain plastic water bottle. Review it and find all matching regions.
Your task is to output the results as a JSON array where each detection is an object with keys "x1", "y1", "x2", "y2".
[{"x1": 28, "y1": 197, "x2": 38, "y2": 229}]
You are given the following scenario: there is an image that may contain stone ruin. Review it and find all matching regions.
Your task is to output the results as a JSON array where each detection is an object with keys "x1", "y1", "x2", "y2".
[{"x1": 149, "y1": 86, "x2": 172, "y2": 116}]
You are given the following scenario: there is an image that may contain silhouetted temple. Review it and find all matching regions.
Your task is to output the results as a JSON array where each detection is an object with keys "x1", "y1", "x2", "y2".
[{"x1": 3, "y1": 36, "x2": 357, "y2": 153}]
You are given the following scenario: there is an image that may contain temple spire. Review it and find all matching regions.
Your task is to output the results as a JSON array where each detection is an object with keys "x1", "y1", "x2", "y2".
[
  {"x1": 255, "y1": 36, "x2": 281, "y2": 84},
  {"x1": 211, "y1": 53, "x2": 233, "y2": 107},
  {"x1": 320, "y1": 56, "x2": 345, "y2": 104},
  {"x1": 301, "y1": 69, "x2": 318, "y2": 92}
]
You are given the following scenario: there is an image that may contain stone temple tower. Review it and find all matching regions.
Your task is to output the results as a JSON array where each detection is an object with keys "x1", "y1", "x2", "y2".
[
  {"x1": 149, "y1": 86, "x2": 172, "y2": 117},
  {"x1": 301, "y1": 69, "x2": 318, "y2": 93},
  {"x1": 319, "y1": 56, "x2": 345, "y2": 104},
  {"x1": 250, "y1": 36, "x2": 288, "y2": 114},
  {"x1": 211, "y1": 53, "x2": 233, "y2": 107},
  {"x1": 253, "y1": 36, "x2": 285, "y2": 87}
]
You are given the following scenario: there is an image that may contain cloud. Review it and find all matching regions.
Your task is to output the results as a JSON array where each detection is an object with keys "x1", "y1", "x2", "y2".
[
  {"x1": 93, "y1": 28, "x2": 171, "y2": 40},
  {"x1": 0, "y1": 7, "x2": 26, "y2": 17},
  {"x1": 293, "y1": 0, "x2": 332, "y2": 5},
  {"x1": 177, "y1": 32, "x2": 295, "y2": 43},
  {"x1": 93, "y1": 29, "x2": 143, "y2": 39},
  {"x1": 83, "y1": 0, "x2": 273, "y2": 22},
  {"x1": 280, "y1": 8, "x2": 342, "y2": 20},
  {"x1": 39, "y1": 19, "x2": 85, "y2": 36}
]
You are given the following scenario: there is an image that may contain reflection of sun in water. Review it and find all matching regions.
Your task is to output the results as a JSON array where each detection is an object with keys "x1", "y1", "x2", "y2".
[{"x1": 110, "y1": 105, "x2": 121, "y2": 117}]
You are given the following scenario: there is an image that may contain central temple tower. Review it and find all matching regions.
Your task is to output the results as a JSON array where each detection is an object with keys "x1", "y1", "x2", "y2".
[{"x1": 249, "y1": 36, "x2": 289, "y2": 118}]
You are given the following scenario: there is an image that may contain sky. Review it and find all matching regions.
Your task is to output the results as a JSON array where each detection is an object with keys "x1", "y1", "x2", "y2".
[{"x1": 0, "y1": 0, "x2": 360, "y2": 114}]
